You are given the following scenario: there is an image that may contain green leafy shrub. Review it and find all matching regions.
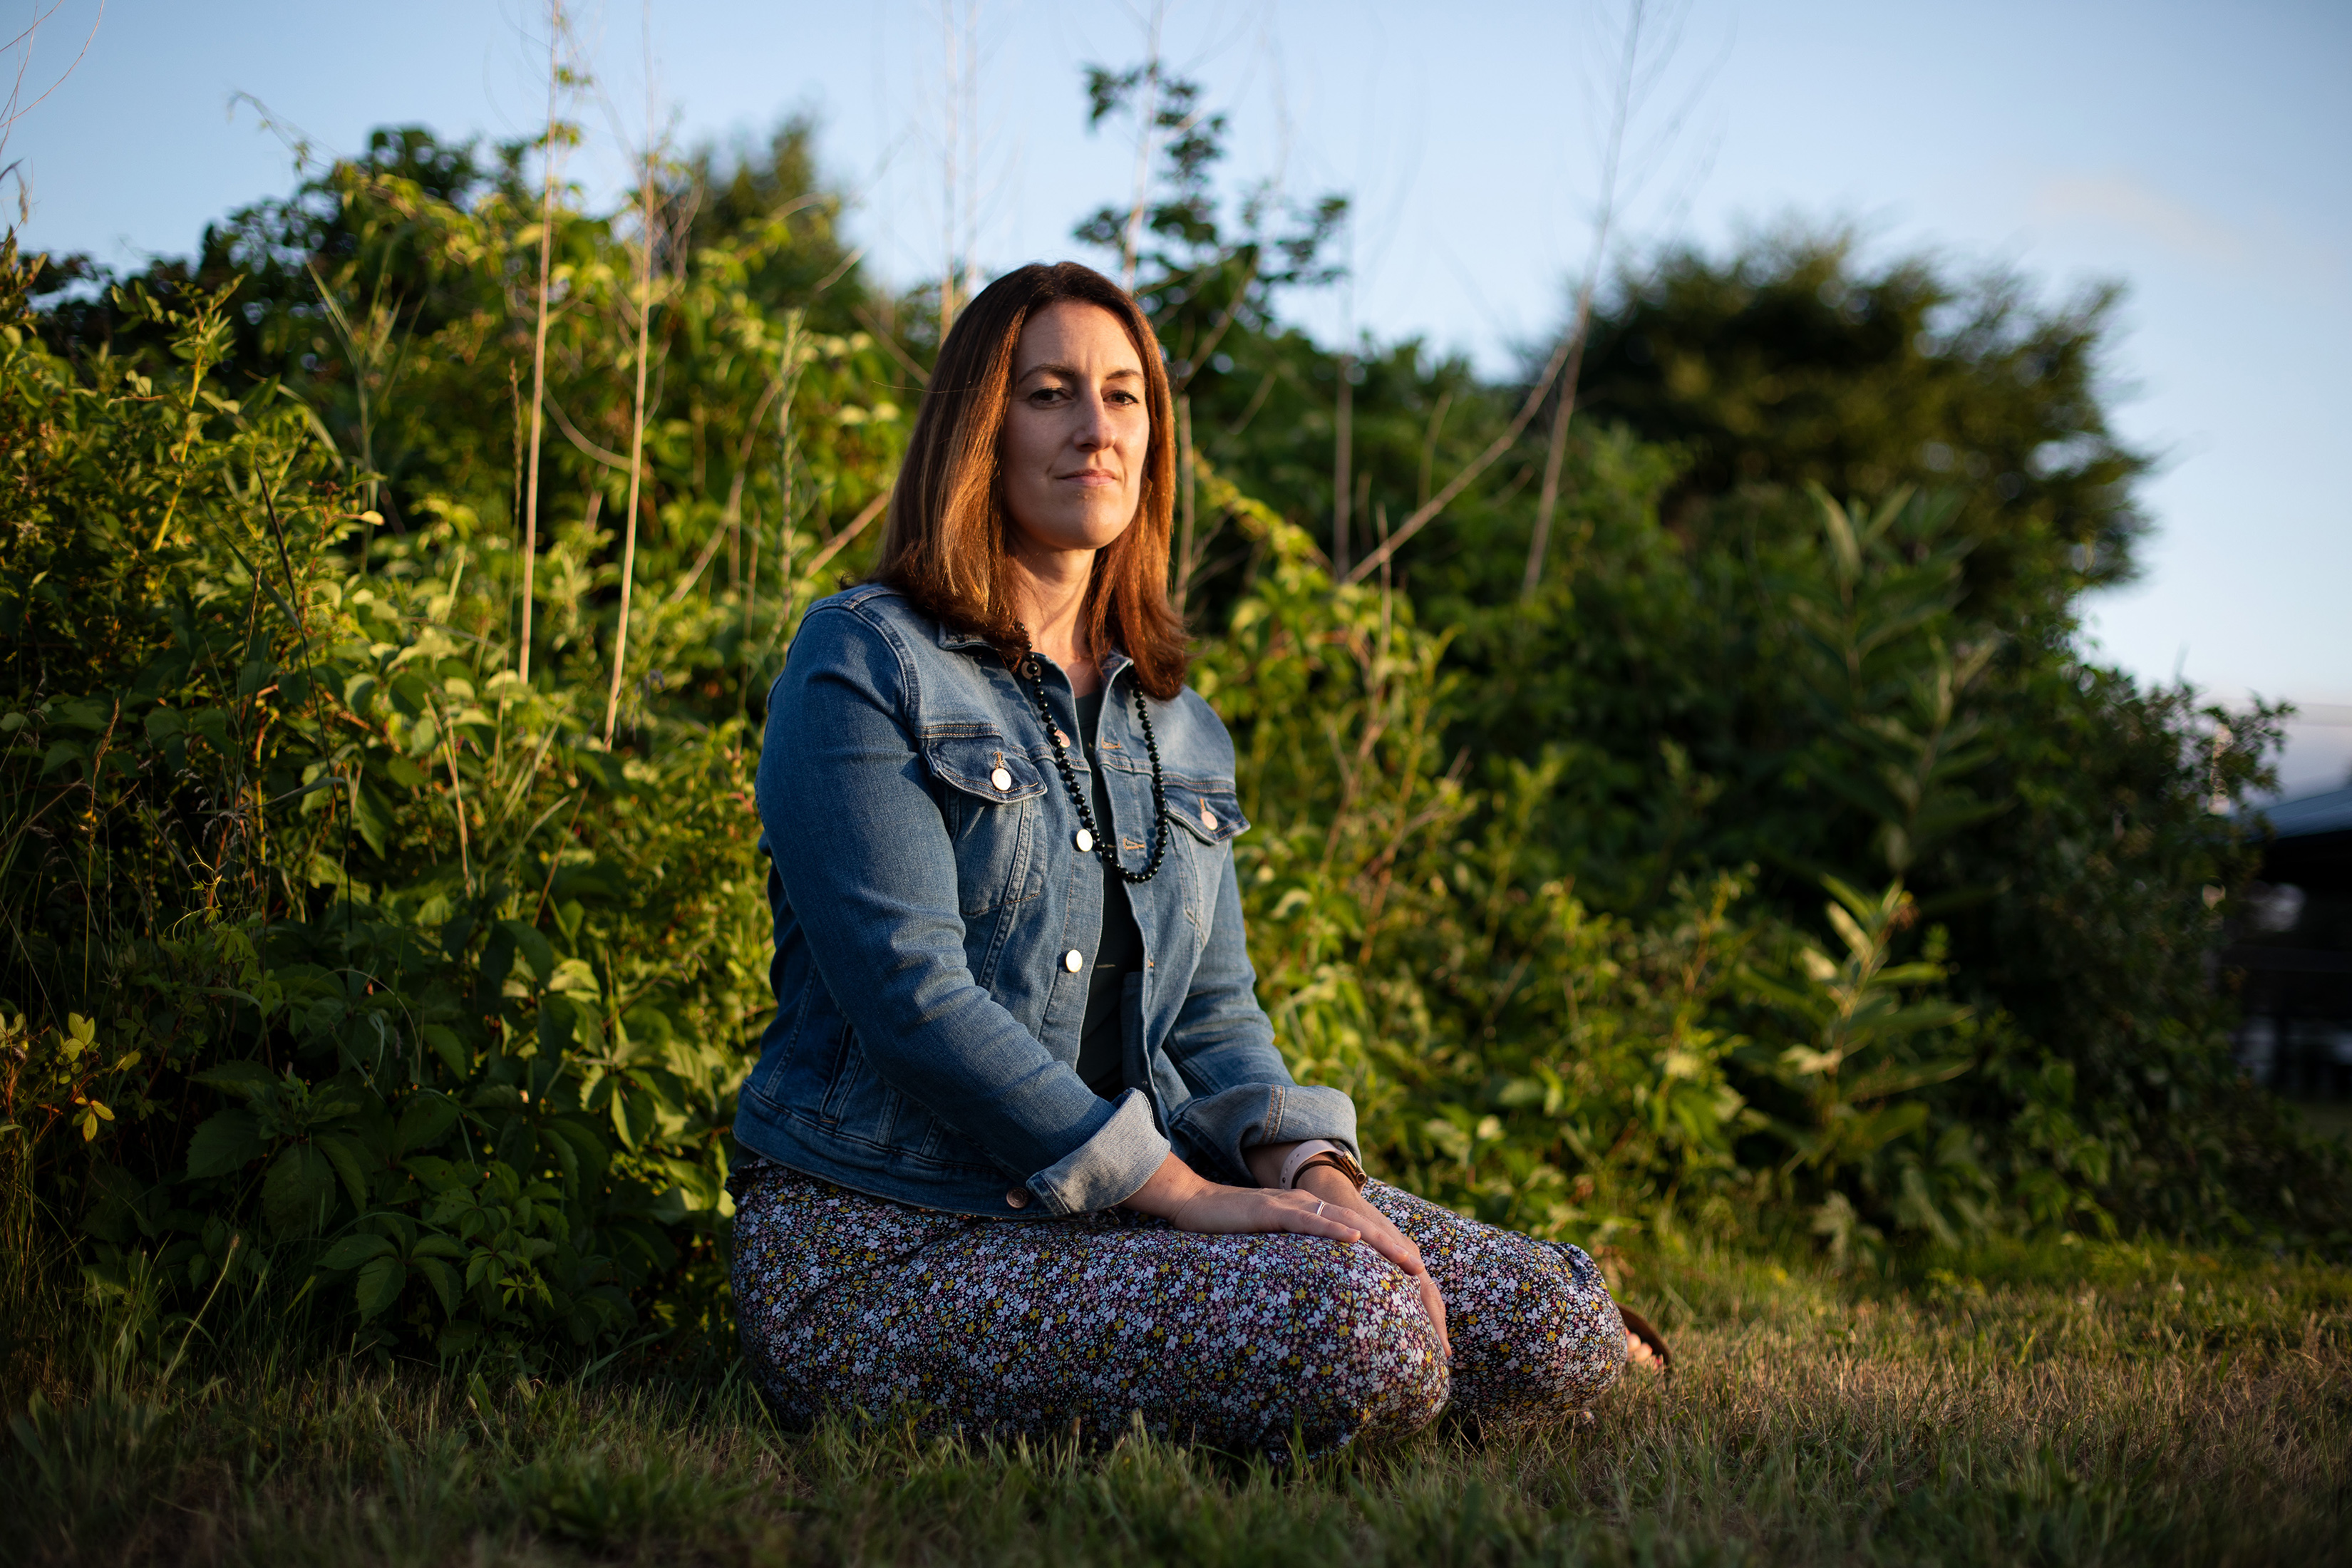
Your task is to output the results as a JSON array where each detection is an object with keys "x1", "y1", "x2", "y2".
[
  {"x1": 8, "y1": 90, "x2": 2348, "y2": 1410},
  {"x1": 0, "y1": 247, "x2": 815, "y2": 1371}
]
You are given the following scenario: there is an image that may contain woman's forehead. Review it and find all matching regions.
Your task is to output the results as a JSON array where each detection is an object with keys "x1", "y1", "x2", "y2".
[{"x1": 1014, "y1": 301, "x2": 1143, "y2": 376}]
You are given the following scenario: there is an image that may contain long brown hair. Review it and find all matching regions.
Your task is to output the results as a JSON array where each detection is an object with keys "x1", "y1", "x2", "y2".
[{"x1": 873, "y1": 261, "x2": 1189, "y2": 700}]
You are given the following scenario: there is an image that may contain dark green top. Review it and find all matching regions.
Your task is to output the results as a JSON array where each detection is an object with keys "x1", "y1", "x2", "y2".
[{"x1": 1074, "y1": 688, "x2": 1145, "y2": 1100}]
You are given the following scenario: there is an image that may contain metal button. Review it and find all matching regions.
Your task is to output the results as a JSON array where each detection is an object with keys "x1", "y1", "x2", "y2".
[
  {"x1": 1063, "y1": 949, "x2": 1084, "y2": 974},
  {"x1": 990, "y1": 766, "x2": 1013, "y2": 792},
  {"x1": 1074, "y1": 828, "x2": 1094, "y2": 853},
  {"x1": 1004, "y1": 1187, "x2": 1031, "y2": 1209},
  {"x1": 1199, "y1": 803, "x2": 1217, "y2": 830}
]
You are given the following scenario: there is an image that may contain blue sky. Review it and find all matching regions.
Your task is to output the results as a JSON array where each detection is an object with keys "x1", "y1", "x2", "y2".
[{"x1": 15, "y1": 0, "x2": 2348, "y2": 794}]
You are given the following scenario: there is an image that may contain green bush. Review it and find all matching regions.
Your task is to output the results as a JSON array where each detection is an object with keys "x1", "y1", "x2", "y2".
[
  {"x1": 6, "y1": 98, "x2": 2347, "y2": 1398},
  {"x1": 0, "y1": 259, "x2": 793, "y2": 1367}
]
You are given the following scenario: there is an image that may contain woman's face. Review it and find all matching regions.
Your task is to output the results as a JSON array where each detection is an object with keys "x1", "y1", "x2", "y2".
[{"x1": 999, "y1": 301, "x2": 1150, "y2": 562}]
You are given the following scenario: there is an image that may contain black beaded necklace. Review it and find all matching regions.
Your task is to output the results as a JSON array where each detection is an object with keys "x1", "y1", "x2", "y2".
[{"x1": 1015, "y1": 630, "x2": 1170, "y2": 886}]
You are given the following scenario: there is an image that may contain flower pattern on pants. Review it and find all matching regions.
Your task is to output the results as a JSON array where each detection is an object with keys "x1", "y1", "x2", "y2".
[{"x1": 730, "y1": 1162, "x2": 1625, "y2": 1459}]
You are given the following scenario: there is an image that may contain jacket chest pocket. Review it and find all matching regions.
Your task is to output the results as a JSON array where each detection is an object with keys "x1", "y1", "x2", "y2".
[
  {"x1": 1162, "y1": 779, "x2": 1248, "y2": 853},
  {"x1": 1160, "y1": 777, "x2": 1248, "y2": 929},
  {"x1": 924, "y1": 728, "x2": 1046, "y2": 917}
]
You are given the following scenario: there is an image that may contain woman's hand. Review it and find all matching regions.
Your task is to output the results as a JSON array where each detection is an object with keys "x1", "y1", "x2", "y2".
[
  {"x1": 1292, "y1": 1165, "x2": 1450, "y2": 1361},
  {"x1": 1122, "y1": 1153, "x2": 1451, "y2": 1361},
  {"x1": 1121, "y1": 1152, "x2": 1363, "y2": 1239}
]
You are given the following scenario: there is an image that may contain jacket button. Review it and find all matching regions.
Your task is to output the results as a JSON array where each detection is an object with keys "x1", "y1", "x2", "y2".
[
  {"x1": 1005, "y1": 1187, "x2": 1032, "y2": 1209},
  {"x1": 1199, "y1": 803, "x2": 1217, "y2": 830},
  {"x1": 1074, "y1": 828, "x2": 1094, "y2": 852},
  {"x1": 1063, "y1": 949, "x2": 1084, "y2": 974},
  {"x1": 990, "y1": 766, "x2": 1013, "y2": 792}
]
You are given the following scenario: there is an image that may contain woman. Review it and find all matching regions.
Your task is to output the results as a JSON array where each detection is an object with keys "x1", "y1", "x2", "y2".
[{"x1": 732, "y1": 260, "x2": 1653, "y2": 1458}]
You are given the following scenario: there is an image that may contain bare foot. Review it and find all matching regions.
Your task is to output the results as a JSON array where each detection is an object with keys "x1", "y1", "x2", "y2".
[{"x1": 1626, "y1": 1329, "x2": 1663, "y2": 1371}]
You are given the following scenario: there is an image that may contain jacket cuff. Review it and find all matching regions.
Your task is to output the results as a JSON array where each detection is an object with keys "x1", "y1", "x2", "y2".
[
  {"x1": 1171, "y1": 1082, "x2": 1360, "y2": 1187},
  {"x1": 1021, "y1": 1089, "x2": 1171, "y2": 1215}
]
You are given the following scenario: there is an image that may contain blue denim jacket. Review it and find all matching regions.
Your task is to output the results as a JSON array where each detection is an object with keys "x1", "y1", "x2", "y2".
[{"x1": 734, "y1": 584, "x2": 1358, "y2": 1217}]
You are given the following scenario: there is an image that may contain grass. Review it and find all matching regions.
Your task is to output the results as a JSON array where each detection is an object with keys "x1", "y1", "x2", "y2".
[{"x1": 4, "y1": 1238, "x2": 2347, "y2": 1567}]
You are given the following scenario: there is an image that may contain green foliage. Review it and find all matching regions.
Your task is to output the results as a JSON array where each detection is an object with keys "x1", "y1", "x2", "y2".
[
  {"x1": 1577, "y1": 226, "x2": 2152, "y2": 607},
  {"x1": 0, "y1": 211, "x2": 858, "y2": 1369},
  {"x1": 1193, "y1": 472, "x2": 1986, "y2": 1252},
  {"x1": 6, "y1": 79, "x2": 2349, "y2": 1408}
]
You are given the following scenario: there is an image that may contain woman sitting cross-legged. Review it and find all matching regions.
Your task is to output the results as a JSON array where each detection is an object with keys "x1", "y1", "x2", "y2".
[{"x1": 731, "y1": 259, "x2": 1659, "y2": 1459}]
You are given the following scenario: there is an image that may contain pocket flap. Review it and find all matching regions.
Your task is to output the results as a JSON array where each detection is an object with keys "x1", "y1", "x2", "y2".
[
  {"x1": 924, "y1": 729, "x2": 1046, "y2": 803},
  {"x1": 1164, "y1": 780, "x2": 1248, "y2": 845}
]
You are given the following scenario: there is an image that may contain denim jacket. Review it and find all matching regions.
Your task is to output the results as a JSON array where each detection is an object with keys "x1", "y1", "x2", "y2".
[{"x1": 733, "y1": 584, "x2": 1358, "y2": 1217}]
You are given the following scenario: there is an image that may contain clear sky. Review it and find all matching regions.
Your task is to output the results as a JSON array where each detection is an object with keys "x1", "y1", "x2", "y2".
[{"x1": 14, "y1": 0, "x2": 2348, "y2": 794}]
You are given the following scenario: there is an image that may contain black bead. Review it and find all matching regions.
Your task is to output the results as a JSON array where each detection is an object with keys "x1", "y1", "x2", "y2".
[{"x1": 1016, "y1": 631, "x2": 1170, "y2": 885}]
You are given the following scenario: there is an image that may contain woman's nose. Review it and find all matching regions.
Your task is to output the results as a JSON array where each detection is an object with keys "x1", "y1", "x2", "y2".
[{"x1": 1071, "y1": 390, "x2": 1115, "y2": 450}]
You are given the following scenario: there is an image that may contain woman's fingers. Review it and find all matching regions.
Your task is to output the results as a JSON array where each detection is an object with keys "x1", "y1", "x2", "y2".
[
  {"x1": 1171, "y1": 1185, "x2": 1361, "y2": 1239},
  {"x1": 1281, "y1": 1192, "x2": 1363, "y2": 1240},
  {"x1": 1301, "y1": 1182, "x2": 1451, "y2": 1361},
  {"x1": 1415, "y1": 1270, "x2": 1451, "y2": 1360},
  {"x1": 1367, "y1": 1222, "x2": 1449, "y2": 1360}
]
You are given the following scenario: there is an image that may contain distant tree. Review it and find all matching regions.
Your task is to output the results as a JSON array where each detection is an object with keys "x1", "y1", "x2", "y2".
[
  {"x1": 1574, "y1": 228, "x2": 2153, "y2": 623},
  {"x1": 680, "y1": 117, "x2": 867, "y2": 333}
]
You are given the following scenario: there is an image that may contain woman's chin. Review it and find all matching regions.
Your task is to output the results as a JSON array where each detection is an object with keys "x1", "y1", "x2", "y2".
[{"x1": 1011, "y1": 509, "x2": 1136, "y2": 558}]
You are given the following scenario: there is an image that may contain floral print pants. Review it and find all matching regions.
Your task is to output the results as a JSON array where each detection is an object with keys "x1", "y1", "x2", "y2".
[{"x1": 729, "y1": 1160, "x2": 1626, "y2": 1458}]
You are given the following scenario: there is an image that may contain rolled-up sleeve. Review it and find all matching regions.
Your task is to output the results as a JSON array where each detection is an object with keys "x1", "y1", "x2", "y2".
[{"x1": 758, "y1": 609, "x2": 1167, "y2": 1212}]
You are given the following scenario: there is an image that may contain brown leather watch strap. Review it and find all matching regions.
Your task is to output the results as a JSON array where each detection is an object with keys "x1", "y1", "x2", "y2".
[{"x1": 1291, "y1": 1150, "x2": 1368, "y2": 1192}]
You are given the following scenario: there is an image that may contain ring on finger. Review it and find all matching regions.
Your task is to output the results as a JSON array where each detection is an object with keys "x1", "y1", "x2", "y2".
[{"x1": 1313, "y1": 1200, "x2": 1326, "y2": 1218}]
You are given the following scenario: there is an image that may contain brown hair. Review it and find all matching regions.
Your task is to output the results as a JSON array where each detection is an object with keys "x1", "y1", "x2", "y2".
[{"x1": 873, "y1": 261, "x2": 1189, "y2": 701}]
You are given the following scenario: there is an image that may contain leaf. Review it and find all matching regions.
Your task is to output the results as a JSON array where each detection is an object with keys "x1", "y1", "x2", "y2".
[
  {"x1": 497, "y1": 919, "x2": 557, "y2": 986},
  {"x1": 1825, "y1": 901, "x2": 1872, "y2": 961},
  {"x1": 1821, "y1": 875, "x2": 1884, "y2": 924},
  {"x1": 414, "y1": 1257, "x2": 460, "y2": 1317},
  {"x1": 192, "y1": 1060, "x2": 279, "y2": 1100},
  {"x1": 186, "y1": 1108, "x2": 267, "y2": 1177},
  {"x1": 411, "y1": 1233, "x2": 465, "y2": 1260},
  {"x1": 354, "y1": 1254, "x2": 406, "y2": 1319},
  {"x1": 421, "y1": 1025, "x2": 468, "y2": 1081},
  {"x1": 314, "y1": 1132, "x2": 371, "y2": 1212},
  {"x1": 610, "y1": 1086, "x2": 653, "y2": 1152},
  {"x1": 317, "y1": 1233, "x2": 396, "y2": 1271},
  {"x1": 262, "y1": 1144, "x2": 337, "y2": 1237},
  {"x1": 396, "y1": 1095, "x2": 460, "y2": 1156},
  {"x1": 537, "y1": 994, "x2": 577, "y2": 1054},
  {"x1": 361, "y1": 1210, "x2": 417, "y2": 1249},
  {"x1": 1846, "y1": 1056, "x2": 1976, "y2": 1101},
  {"x1": 351, "y1": 778, "x2": 395, "y2": 857},
  {"x1": 544, "y1": 1118, "x2": 581, "y2": 1192},
  {"x1": 544, "y1": 1118, "x2": 611, "y2": 1182}
]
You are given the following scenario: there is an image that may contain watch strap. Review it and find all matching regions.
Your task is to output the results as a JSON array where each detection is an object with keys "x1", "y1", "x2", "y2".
[
  {"x1": 1275, "y1": 1140, "x2": 1340, "y2": 1189},
  {"x1": 1288, "y1": 1148, "x2": 1368, "y2": 1193}
]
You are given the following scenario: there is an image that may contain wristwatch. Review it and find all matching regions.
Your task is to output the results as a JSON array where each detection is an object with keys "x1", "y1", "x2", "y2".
[{"x1": 1279, "y1": 1141, "x2": 1368, "y2": 1193}]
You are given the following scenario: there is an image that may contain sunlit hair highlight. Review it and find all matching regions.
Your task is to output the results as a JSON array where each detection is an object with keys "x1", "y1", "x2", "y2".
[{"x1": 873, "y1": 261, "x2": 1187, "y2": 701}]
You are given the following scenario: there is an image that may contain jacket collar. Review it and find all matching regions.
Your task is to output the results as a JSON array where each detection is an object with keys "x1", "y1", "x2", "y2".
[{"x1": 931, "y1": 614, "x2": 1135, "y2": 692}]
